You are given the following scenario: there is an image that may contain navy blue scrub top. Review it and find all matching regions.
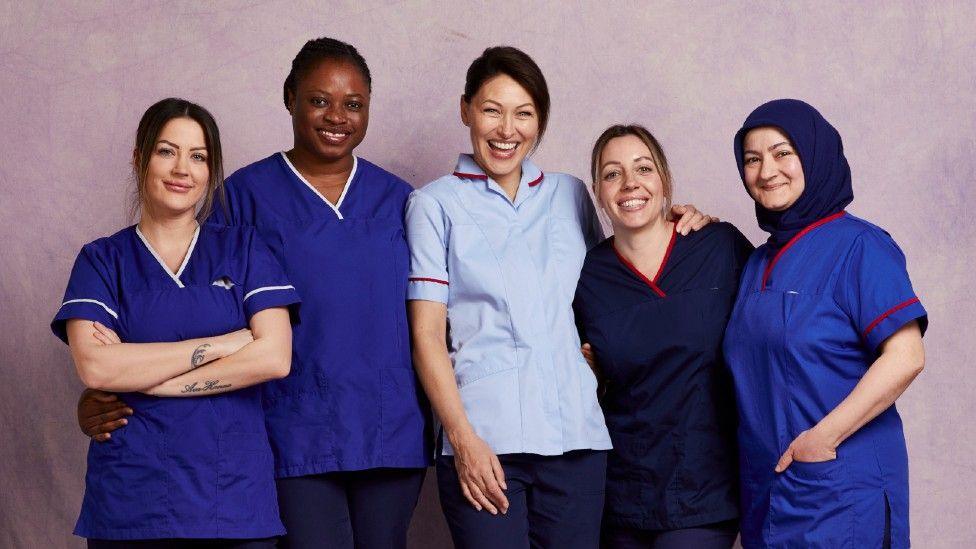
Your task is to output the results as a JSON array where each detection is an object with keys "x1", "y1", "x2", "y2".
[
  {"x1": 51, "y1": 223, "x2": 301, "y2": 540},
  {"x1": 573, "y1": 222, "x2": 754, "y2": 530},
  {"x1": 212, "y1": 153, "x2": 431, "y2": 477}
]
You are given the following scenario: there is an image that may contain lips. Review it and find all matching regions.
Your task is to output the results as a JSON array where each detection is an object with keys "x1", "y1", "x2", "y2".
[
  {"x1": 617, "y1": 197, "x2": 649, "y2": 211},
  {"x1": 163, "y1": 180, "x2": 193, "y2": 194},
  {"x1": 317, "y1": 128, "x2": 352, "y2": 145},
  {"x1": 487, "y1": 140, "x2": 519, "y2": 159}
]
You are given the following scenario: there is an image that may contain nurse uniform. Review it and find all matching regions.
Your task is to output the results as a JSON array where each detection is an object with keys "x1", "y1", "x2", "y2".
[
  {"x1": 212, "y1": 153, "x2": 431, "y2": 545},
  {"x1": 406, "y1": 154, "x2": 612, "y2": 548},
  {"x1": 52, "y1": 223, "x2": 300, "y2": 542}
]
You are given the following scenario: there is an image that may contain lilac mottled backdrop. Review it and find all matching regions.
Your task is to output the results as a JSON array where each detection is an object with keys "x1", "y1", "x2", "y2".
[{"x1": 1, "y1": 2, "x2": 973, "y2": 547}]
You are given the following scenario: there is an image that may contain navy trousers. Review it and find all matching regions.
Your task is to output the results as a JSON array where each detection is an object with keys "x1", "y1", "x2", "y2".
[
  {"x1": 88, "y1": 540, "x2": 276, "y2": 549},
  {"x1": 275, "y1": 467, "x2": 426, "y2": 549},
  {"x1": 600, "y1": 520, "x2": 738, "y2": 549},
  {"x1": 437, "y1": 450, "x2": 607, "y2": 549}
]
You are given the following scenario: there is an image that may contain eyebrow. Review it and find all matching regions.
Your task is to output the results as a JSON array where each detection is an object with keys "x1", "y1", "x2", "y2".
[
  {"x1": 743, "y1": 141, "x2": 791, "y2": 156},
  {"x1": 307, "y1": 90, "x2": 366, "y2": 99},
  {"x1": 157, "y1": 140, "x2": 207, "y2": 151},
  {"x1": 481, "y1": 99, "x2": 534, "y2": 109}
]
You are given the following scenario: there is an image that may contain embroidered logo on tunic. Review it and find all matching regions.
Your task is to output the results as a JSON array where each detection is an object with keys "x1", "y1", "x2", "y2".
[{"x1": 211, "y1": 277, "x2": 235, "y2": 290}]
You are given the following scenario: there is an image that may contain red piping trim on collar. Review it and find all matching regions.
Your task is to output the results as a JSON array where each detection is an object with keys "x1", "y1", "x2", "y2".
[
  {"x1": 761, "y1": 211, "x2": 846, "y2": 290},
  {"x1": 452, "y1": 171, "x2": 488, "y2": 180},
  {"x1": 651, "y1": 223, "x2": 678, "y2": 284},
  {"x1": 863, "y1": 297, "x2": 919, "y2": 337},
  {"x1": 612, "y1": 240, "x2": 667, "y2": 298},
  {"x1": 527, "y1": 173, "x2": 544, "y2": 187}
]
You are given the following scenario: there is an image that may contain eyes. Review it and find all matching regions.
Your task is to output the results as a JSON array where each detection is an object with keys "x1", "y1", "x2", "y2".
[
  {"x1": 602, "y1": 165, "x2": 654, "y2": 181},
  {"x1": 310, "y1": 97, "x2": 363, "y2": 110},
  {"x1": 155, "y1": 146, "x2": 207, "y2": 163},
  {"x1": 743, "y1": 149, "x2": 794, "y2": 165},
  {"x1": 482, "y1": 107, "x2": 535, "y2": 119}
]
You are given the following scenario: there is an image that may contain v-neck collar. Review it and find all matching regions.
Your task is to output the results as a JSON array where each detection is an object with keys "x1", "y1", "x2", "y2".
[
  {"x1": 452, "y1": 153, "x2": 544, "y2": 208},
  {"x1": 135, "y1": 223, "x2": 200, "y2": 289},
  {"x1": 611, "y1": 223, "x2": 678, "y2": 298},
  {"x1": 280, "y1": 152, "x2": 358, "y2": 220},
  {"x1": 760, "y1": 211, "x2": 846, "y2": 290}
]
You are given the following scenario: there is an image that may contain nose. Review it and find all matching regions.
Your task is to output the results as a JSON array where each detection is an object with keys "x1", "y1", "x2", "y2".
[
  {"x1": 324, "y1": 103, "x2": 347, "y2": 124},
  {"x1": 173, "y1": 152, "x2": 189, "y2": 175},
  {"x1": 498, "y1": 115, "x2": 515, "y2": 139},
  {"x1": 621, "y1": 170, "x2": 639, "y2": 190},
  {"x1": 758, "y1": 155, "x2": 778, "y2": 181}
]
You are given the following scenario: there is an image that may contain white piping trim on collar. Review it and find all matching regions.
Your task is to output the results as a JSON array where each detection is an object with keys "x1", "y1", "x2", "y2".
[
  {"x1": 279, "y1": 152, "x2": 357, "y2": 220},
  {"x1": 243, "y1": 285, "x2": 296, "y2": 302},
  {"x1": 135, "y1": 224, "x2": 200, "y2": 289},
  {"x1": 60, "y1": 299, "x2": 119, "y2": 319}
]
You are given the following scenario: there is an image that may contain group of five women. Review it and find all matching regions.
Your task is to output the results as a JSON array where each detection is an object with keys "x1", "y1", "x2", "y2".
[{"x1": 56, "y1": 36, "x2": 927, "y2": 549}]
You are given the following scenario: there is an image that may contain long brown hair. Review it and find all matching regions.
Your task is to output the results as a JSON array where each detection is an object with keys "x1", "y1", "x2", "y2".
[
  {"x1": 131, "y1": 98, "x2": 226, "y2": 222},
  {"x1": 590, "y1": 124, "x2": 674, "y2": 219}
]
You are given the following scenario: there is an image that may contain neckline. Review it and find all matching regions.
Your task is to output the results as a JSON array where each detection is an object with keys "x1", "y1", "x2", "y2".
[
  {"x1": 761, "y1": 210, "x2": 846, "y2": 290},
  {"x1": 611, "y1": 222, "x2": 678, "y2": 298},
  {"x1": 279, "y1": 152, "x2": 358, "y2": 220},
  {"x1": 135, "y1": 223, "x2": 201, "y2": 288}
]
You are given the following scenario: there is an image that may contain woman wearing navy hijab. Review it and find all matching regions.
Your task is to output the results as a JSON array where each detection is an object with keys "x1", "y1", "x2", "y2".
[
  {"x1": 52, "y1": 98, "x2": 300, "y2": 547},
  {"x1": 724, "y1": 99, "x2": 927, "y2": 548},
  {"x1": 573, "y1": 125, "x2": 753, "y2": 548},
  {"x1": 76, "y1": 38, "x2": 431, "y2": 549}
]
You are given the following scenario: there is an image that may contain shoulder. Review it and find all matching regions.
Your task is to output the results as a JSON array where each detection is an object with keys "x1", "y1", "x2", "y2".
[
  {"x1": 543, "y1": 171, "x2": 588, "y2": 196},
  {"x1": 835, "y1": 214, "x2": 906, "y2": 261},
  {"x1": 355, "y1": 157, "x2": 414, "y2": 194},
  {"x1": 580, "y1": 237, "x2": 616, "y2": 274},
  {"x1": 77, "y1": 226, "x2": 134, "y2": 269},
  {"x1": 681, "y1": 221, "x2": 753, "y2": 253},
  {"x1": 411, "y1": 174, "x2": 461, "y2": 202},
  {"x1": 223, "y1": 153, "x2": 283, "y2": 192}
]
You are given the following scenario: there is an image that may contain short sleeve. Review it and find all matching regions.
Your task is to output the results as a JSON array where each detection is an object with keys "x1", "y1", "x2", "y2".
[
  {"x1": 51, "y1": 244, "x2": 121, "y2": 344},
  {"x1": 404, "y1": 190, "x2": 450, "y2": 303},
  {"x1": 728, "y1": 224, "x2": 756, "y2": 280},
  {"x1": 834, "y1": 229, "x2": 928, "y2": 352},
  {"x1": 574, "y1": 179, "x2": 605, "y2": 250},
  {"x1": 241, "y1": 229, "x2": 301, "y2": 322}
]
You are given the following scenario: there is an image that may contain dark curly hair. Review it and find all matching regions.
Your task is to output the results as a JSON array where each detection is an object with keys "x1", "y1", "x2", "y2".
[{"x1": 283, "y1": 37, "x2": 371, "y2": 109}]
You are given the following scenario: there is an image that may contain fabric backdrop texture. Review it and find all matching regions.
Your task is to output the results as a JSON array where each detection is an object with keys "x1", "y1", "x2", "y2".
[{"x1": 1, "y1": 1, "x2": 973, "y2": 547}]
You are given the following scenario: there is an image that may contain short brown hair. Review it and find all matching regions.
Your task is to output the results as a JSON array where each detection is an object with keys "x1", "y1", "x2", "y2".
[
  {"x1": 131, "y1": 98, "x2": 225, "y2": 222},
  {"x1": 590, "y1": 124, "x2": 674, "y2": 219},
  {"x1": 463, "y1": 46, "x2": 550, "y2": 147}
]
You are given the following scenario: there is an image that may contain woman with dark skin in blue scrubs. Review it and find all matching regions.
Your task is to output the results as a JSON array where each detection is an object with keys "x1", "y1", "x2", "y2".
[
  {"x1": 573, "y1": 125, "x2": 753, "y2": 548},
  {"x1": 54, "y1": 98, "x2": 300, "y2": 548},
  {"x1": 724, "y1": 99, "x2": 926, "y2": 548},
  {"x1": 75, "y1": 38, "x2": 431, "y2": 549}
]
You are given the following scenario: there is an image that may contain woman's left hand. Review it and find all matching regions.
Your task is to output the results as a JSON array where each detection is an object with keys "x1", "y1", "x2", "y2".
[
  {"x1": 91, "y1": 321, "x2": 122, "y2": 346},
  {"x1": 775, "y1": 427, "x2": 838, "y2": 472},
  {"x1": 671, "y1": 204, "x2": 718, "y2": 235}
]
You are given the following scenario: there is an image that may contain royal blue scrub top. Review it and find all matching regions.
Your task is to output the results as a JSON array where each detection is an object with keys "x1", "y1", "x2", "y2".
[
  {"x1": 405, "y1": 154, "x2": 612, "y2": 456},
  {"x1": 51, "y1": 223, "x2": 300, "y2": 540},
  {"x1": 574, "y1": 222, "x2": 754, "y2": 530},
  {"x1": 212, "y1": 153, "x2": 431, "y2": 477},
  {"x1": 723, "y1": 212, "x2": 928, "y2": 548}
]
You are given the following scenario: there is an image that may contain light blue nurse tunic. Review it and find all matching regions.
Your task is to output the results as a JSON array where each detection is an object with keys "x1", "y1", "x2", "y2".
[
  {"x1": 723, "y1": 212, "x2": 927, "y2": 548},
  {"x1": 52, "y1": 223, "x2": 300, "y2": 540},
  {"x1": 405, "y1": 153, "x2": 612, "y2": 456}
]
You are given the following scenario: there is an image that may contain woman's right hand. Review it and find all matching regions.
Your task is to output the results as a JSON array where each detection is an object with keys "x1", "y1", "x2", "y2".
[
  {"x1": 77, "y1": 389, "x2": 132, "y2": 442},
  {"x1": 217, "y1": 329, "x2": 253, "y2": 360},
  {"x1": 450, "y1": 429, "x2": 509, "y2": 515}
]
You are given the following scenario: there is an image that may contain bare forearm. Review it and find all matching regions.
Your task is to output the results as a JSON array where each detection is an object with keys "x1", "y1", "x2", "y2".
[
  {"x1": 71, "y1": 336, "x2": 226, "y2": 392},
  {"x1": 816, "y1": 325, "x2": 924, "y2": 448},
  {"x1": 145, "y1": 336, "x2": 291, "y2": 397},
  {"x1": 412, "y1": 335, "x2": 474, "y2": 441}
]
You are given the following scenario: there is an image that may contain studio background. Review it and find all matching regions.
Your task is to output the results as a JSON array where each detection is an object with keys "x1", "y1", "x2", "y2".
[{"x1": 1, "y1": 1, "x2": 973, "y2": 547}]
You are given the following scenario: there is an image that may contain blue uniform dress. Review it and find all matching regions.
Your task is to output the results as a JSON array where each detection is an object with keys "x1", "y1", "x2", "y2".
[
  {"x1": 406, "y1": 154, "x2": 612, "y2": 548},
  {"x1": 723, "y1": 212, "x2": 928, "y2": 548},
  {"x1": 574, "y1": 222, "x2": 753, "y2": 536},
  {"x1": 51, "y1": 223, "x2": 301, "y2": 540},
  {"x1": 211, "y1": 153, "x2": 431, "y2": 476}
]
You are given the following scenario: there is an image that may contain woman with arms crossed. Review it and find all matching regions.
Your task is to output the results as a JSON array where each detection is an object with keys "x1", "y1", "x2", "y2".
[
  {"x1": 406, "y1": 47, "x2": 712, "y2": 548},
  {"x1": 78, "y1": 38, "x2": 431, "y2": 549},
  {"x1": 574, "y1": 125, "x2": 753, "y2": 548},
  {"x1": 53, "y1": 98, "x2": 300, "y2": 547},
  {"x1": 724, "y1": 99, "x2": 927, "y2": 548}
]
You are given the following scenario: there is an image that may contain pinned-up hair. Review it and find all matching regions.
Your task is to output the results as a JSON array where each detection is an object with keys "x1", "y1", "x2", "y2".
[
  {"x1": 283, "y1": 36, "x2": 371, "y2": 109},
  {"x1": 590, "y1": 124, "x2": 674, "y2": 219},
  {"x1": 463, "y1": 46, "x2": 550, "y2": 146}
]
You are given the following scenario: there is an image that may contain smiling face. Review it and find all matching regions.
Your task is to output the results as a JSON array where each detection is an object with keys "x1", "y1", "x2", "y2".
[
  {"x1": 596, "y1": 135, "x2": 670, "y2": 232},
  {"x1": 742, "y1": 126, "x2": 805, "y2": 212},
  {"x1": 288, "y1": 59, "x2": 369, "y2": 163},
  {"x1": 460, "y1": 74, "x2": 539, "y2": 185},
  {"x1": 140, "y1": 117, "x2": 209, "y2": 219}
]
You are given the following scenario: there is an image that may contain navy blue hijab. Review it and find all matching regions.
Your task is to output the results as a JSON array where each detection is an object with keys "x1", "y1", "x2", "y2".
[{"x1": 733, "y1": 99, "x2": 853, "y2": 250}]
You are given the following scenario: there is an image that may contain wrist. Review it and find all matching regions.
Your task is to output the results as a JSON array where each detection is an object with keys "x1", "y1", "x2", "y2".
[
  {"x1": 812, "y1": 421, "x2": 843, "y2": 450},
  {"x1": 191, "y1": 340, "x2": 219, "y2": 369},
  {"x1": 445, "y1": 423, "x2": 476, "y2": 448}
]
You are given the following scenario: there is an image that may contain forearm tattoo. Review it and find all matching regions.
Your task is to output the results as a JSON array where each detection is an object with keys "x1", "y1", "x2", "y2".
[
  {"x1": 190, "y1": 344, "x2": 212, "y2": 370},
  {"x1": 180, "y1": 379, "x2": 233, "y2": 394}
]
